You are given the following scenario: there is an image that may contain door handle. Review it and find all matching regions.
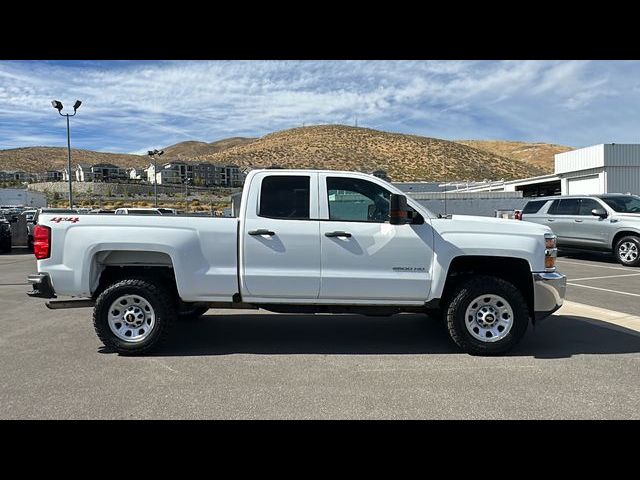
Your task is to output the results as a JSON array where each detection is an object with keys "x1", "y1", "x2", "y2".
[
  {"x1": 575, "y1": 219, "x2": 583, "y2": 223},
  {"x1": 325, "y1": 231, "x2": 352, "y2": 238},
  {"x1": 546, "y1": 219, "x2": 554, "y2": 222},
  {"x1": 249, "y1": 229, "x2": 275, "y2": 236}
]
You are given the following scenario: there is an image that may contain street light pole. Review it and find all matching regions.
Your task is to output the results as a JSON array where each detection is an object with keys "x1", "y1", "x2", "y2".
[
  {"x1": 147, "y1": 149, "x2": 164, "y2": 207},
  {"x1": 52, "y1": 100, "x2": 81, "y2": 208}
]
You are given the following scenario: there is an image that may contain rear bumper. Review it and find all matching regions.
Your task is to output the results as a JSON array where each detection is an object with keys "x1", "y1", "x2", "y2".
[
  {"x1": 27, "y1": 273, "x2": 57, "y2": 299},
  {"x1": 532, "y1": 271, "x2": 566, "y2": 321}
]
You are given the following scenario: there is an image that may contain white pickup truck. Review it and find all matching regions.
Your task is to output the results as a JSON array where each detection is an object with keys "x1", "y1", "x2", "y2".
[{"x1": 28, "y1": 169, "x2": 566, "y2": 355}]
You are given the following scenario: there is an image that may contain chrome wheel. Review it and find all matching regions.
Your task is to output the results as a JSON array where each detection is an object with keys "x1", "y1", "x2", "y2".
[
  {"x1": 465, "y1": 294, "x2": 514, "y2": 343},
  {"x1": 618, "y1": 241, "x2": 638, "y2": 263},
  {"x1": 108, "y1": 294, "x2": 156, "y2": 343}
]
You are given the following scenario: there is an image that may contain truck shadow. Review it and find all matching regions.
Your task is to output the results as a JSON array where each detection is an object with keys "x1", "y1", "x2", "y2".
[
  {"x1": 557, "y1": 249, "x2": 618, "y2": 265},
  {"x1": 133, "y1": 313, "x2": 640, "y2": 359}
]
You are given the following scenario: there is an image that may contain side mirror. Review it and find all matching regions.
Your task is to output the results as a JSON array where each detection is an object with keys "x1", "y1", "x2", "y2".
[
  {"x1": 389, "y1": 193, "x2": 408, "y2": 225},
  {"x1": 591, "y1": 208, "x2": 608, "y2": 219}
]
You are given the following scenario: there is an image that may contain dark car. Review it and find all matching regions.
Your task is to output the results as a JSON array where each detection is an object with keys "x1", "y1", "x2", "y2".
[{"x1": 0, "y1": 214, "x2": 11, "y2": 253}]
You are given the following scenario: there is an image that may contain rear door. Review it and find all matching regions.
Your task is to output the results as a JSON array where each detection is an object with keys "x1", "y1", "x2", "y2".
[
  {"x1": 546, "y1": 198, "x2": 581, "y2": 246},
  {"x1": 318, "y1": 174, "x2": 433, "y2": 302},
  {"x1": 241, "y1": 172, "x2": 321, "y2": 300}
]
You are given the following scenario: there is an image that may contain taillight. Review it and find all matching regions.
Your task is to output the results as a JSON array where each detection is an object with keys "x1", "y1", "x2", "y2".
[{"x1": 33, "y1": 225, "x2": 51, "y2": 260}]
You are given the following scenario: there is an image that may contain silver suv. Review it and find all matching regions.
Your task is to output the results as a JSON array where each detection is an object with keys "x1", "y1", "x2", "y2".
[{"x1": 520, "y1": 194, "x2": 640, "y2": 267}]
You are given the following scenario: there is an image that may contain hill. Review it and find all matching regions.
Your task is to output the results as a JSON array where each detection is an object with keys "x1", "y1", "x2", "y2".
[
  {"x1": 193, "y1": 125, "x2": 548, "y2": 182},
  {"x1": 0, "y1": 147, "x2": 146, "y2": 173},
  {"x1": 457, "y1": 140, "x2": 572, "y2": 173},
  {"x1": 0, "y1": 125, "x2": 561, "y2": 182},
  {"x1": 162, "y1": 137, "x2": 256, "y2": 159}
]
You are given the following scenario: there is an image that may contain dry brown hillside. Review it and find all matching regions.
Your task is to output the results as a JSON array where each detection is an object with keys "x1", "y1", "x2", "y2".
[
  {"x1": 1, "y1": 126, "x2": 557, "y2": 182},
  {"x1": 162, "y1": 137, "x2": 256, "y2": 159},
  {"x1": 194, "y1": 125, "x2": 548, "y2": 182},
  {"x1": 457, "y1": 140, "x2": 572, "y2": 173},
  {"x1": 0, "y1": 147, "x2": 146, "y2": 173}
]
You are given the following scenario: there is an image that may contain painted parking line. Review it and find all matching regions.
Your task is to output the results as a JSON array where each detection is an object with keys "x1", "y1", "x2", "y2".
[
  {"x1": 556, "y1": 259, "x2": 636, "y2": 272},
  {"x1": 569, "y1": 273, "x2": 640, "y2": 282},
  {"x1": 555, "y1": 300, "x2": 640, "y2": 336},
  {"x1": 566, "y1": 282, "x2": 640, "y2": 298}
]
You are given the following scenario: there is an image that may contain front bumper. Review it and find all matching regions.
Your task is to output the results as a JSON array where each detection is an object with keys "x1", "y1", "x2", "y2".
[
  {"x1": 27, "y1": 273, "x2": 57, "y2": 299},
  {"x1": 532, "y1": 271, "x2": 566, "y2": 321}
]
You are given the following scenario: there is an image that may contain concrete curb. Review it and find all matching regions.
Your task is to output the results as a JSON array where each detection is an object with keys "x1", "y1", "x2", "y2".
[{"x1": 555, "y1": 300, "x2": 640, "y2": 337}]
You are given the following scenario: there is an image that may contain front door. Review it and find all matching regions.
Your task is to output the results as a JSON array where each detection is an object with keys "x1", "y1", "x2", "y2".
[
  {"x1": 318, "y1": 174, "x2": 433, "y2": 302},
  {"x1": 241, "y1": 172, "x2": 321, "y2": 300},
  {"x1": 572, "y1": 197, "x2": 609, "y2": 248}
]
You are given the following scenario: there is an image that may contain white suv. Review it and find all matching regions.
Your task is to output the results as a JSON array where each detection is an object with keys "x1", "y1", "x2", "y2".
[{"x1": 520, "y1": 194, "x2": 640, "y2": 266}]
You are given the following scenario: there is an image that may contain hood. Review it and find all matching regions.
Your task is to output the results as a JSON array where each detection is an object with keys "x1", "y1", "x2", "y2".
[
  {"x1": 612, "y1": 213, "x2": 640, "y2": 220},
  {"x1": 431, "y1": 214, "x2": 552, "y2": 237}
]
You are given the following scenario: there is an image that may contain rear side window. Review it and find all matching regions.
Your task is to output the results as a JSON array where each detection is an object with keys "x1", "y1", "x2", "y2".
[
  {"x1": 548, "y1": 199, "x2": 580, "y2": 215},
  {"x1": 259, "y1": 175, "x2": 310, "y2": 220},
  {"x1": 522, "y1": 200, "x2": 547, "y2": 214}
]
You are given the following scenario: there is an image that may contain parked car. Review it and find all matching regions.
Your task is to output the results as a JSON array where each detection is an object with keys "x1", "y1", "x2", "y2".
[
  {"x1": 27, "y1": 169, "x2": 566, "y2": 356},
  {"x1": 519, "y1": 193, "x2": 640, "y2": 266},
  {"x1": 20, "y1": 209, "x2": 38, "y2": 251},
  {"x1": 0, "y1": 214, "x2": 11, "y2": 253},
  {"x1": 114, "y1": 208, "x2": 163, "y2": 215}
]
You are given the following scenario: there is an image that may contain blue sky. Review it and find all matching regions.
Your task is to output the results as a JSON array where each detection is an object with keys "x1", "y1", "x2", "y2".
[{"x1": 0, "y1": 60, "x2": 639, "y2": 154}]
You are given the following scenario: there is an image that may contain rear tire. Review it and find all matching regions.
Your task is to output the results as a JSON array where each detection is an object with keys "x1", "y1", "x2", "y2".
[
  {"x1": 445, "y1": 275, "x2": 529, "y2": 355},
  {"x1": 614, "y1": 236, "x2": 640, "y2": 267},
  {"x1": 0, "y1": 239, "x2": 10, "y2": 253},
  {"x1": 93, "y1": 278, "x2": 176, "y2": 355}
]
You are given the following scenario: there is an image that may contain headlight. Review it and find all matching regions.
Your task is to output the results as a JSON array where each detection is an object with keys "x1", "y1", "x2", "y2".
[{"x1": 544, "y1": 233, "x2": 557, "y2": 271}]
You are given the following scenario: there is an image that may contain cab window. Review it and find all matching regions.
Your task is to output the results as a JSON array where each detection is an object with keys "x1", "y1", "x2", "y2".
[
  {"x1": 259, "y1": 175, "x2": 310, "y2": 220},
  {"x1": 327, "y1": 177, "x2": 390, "y2": 222}
]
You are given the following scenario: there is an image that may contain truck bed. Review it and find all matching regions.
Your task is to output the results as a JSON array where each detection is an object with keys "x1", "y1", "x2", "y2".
[{"x1": 37, "y1": 213, "x2": 239, "y2": 301}]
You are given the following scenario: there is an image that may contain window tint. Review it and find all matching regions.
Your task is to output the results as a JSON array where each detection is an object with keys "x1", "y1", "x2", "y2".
[
  {"x1": 522, "y1": 200, "x2": 547, "y2": 214},
  {"x1": 548, "y1": 199, "x2": 579, "y2": 215},
  {"x1": 601, "y1": 195, "x2": 640, "y2": 213},
  {"x1": 259, "y1": 175, "x2": 310, "y2": 219},
  {"x1": 327, "y1": 177, "x2": 390, "y2": 222},
  {"x1": 578, "y1": 198, "x2": 601, "y2": 216},
  {"x1": 130, "y1": 210, "x2": 161, "y2": 215}
]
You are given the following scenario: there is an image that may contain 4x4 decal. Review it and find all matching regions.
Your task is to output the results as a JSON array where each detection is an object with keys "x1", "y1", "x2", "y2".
[{"x1": 50, "y1": 217, "x2": 80, "y2": 224}]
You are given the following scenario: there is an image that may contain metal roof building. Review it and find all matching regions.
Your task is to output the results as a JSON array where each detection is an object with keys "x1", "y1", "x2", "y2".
[{"x1": 450, "y1": 143, "x2": 640, "y2": 197}]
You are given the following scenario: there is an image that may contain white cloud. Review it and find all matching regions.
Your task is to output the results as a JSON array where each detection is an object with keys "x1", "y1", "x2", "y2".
[{"x1": 0, "y1": 60, "x2": 637, "y2": 151}]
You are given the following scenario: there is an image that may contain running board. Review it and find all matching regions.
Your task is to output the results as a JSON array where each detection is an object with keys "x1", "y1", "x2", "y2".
[{"x1": 46, "y1": 299, "x2": 95, "y2": 309}]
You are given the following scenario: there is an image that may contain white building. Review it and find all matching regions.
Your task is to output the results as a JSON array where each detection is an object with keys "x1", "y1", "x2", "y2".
[{"x1": 451, "y1": 144, "x2": 640, "y2": 197}]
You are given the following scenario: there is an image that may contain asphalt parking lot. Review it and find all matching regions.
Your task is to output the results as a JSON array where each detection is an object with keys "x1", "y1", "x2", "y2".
[
  {"x1": 1, "y1": 249, "x2": 639, "y2": 419},
  {"x1": 556, "y1": 249, "x2": 640, "y2": 316}
]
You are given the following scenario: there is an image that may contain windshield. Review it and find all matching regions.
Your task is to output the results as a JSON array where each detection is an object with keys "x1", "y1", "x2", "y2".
[{"x1": 601, "y1": 195, "x2": 640, "y2": 213}]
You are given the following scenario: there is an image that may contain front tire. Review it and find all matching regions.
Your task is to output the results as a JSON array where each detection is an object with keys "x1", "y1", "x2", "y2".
[
  {"x1": 615, "y1": 236, "x2": 640, "y2": 267},
  {"x1": 445, "y1": 275, "x2": 529, "y2": 355},
  {"x1": 93, "y1": 278, "x2": 176, "y2": 355}
]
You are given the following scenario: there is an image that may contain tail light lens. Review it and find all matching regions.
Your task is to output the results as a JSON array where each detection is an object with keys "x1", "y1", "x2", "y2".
[
  {"x1": 544, "y1": 233, "x2": 557, "y2": 271},
  {"x1": 33, "y1": 225, "x2": 51, "y2": 260}
]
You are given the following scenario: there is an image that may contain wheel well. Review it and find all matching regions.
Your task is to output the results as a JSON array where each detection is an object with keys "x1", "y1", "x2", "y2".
[
  {"x1": 612, "y1": 231, "x2": 640, "y2": 250},
  {"x1": 93, "y1": 265, "x2": 178, "y2": 300},
  {"x1": 440, "y1": 256, "x2": 534, "y2": 316}
]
